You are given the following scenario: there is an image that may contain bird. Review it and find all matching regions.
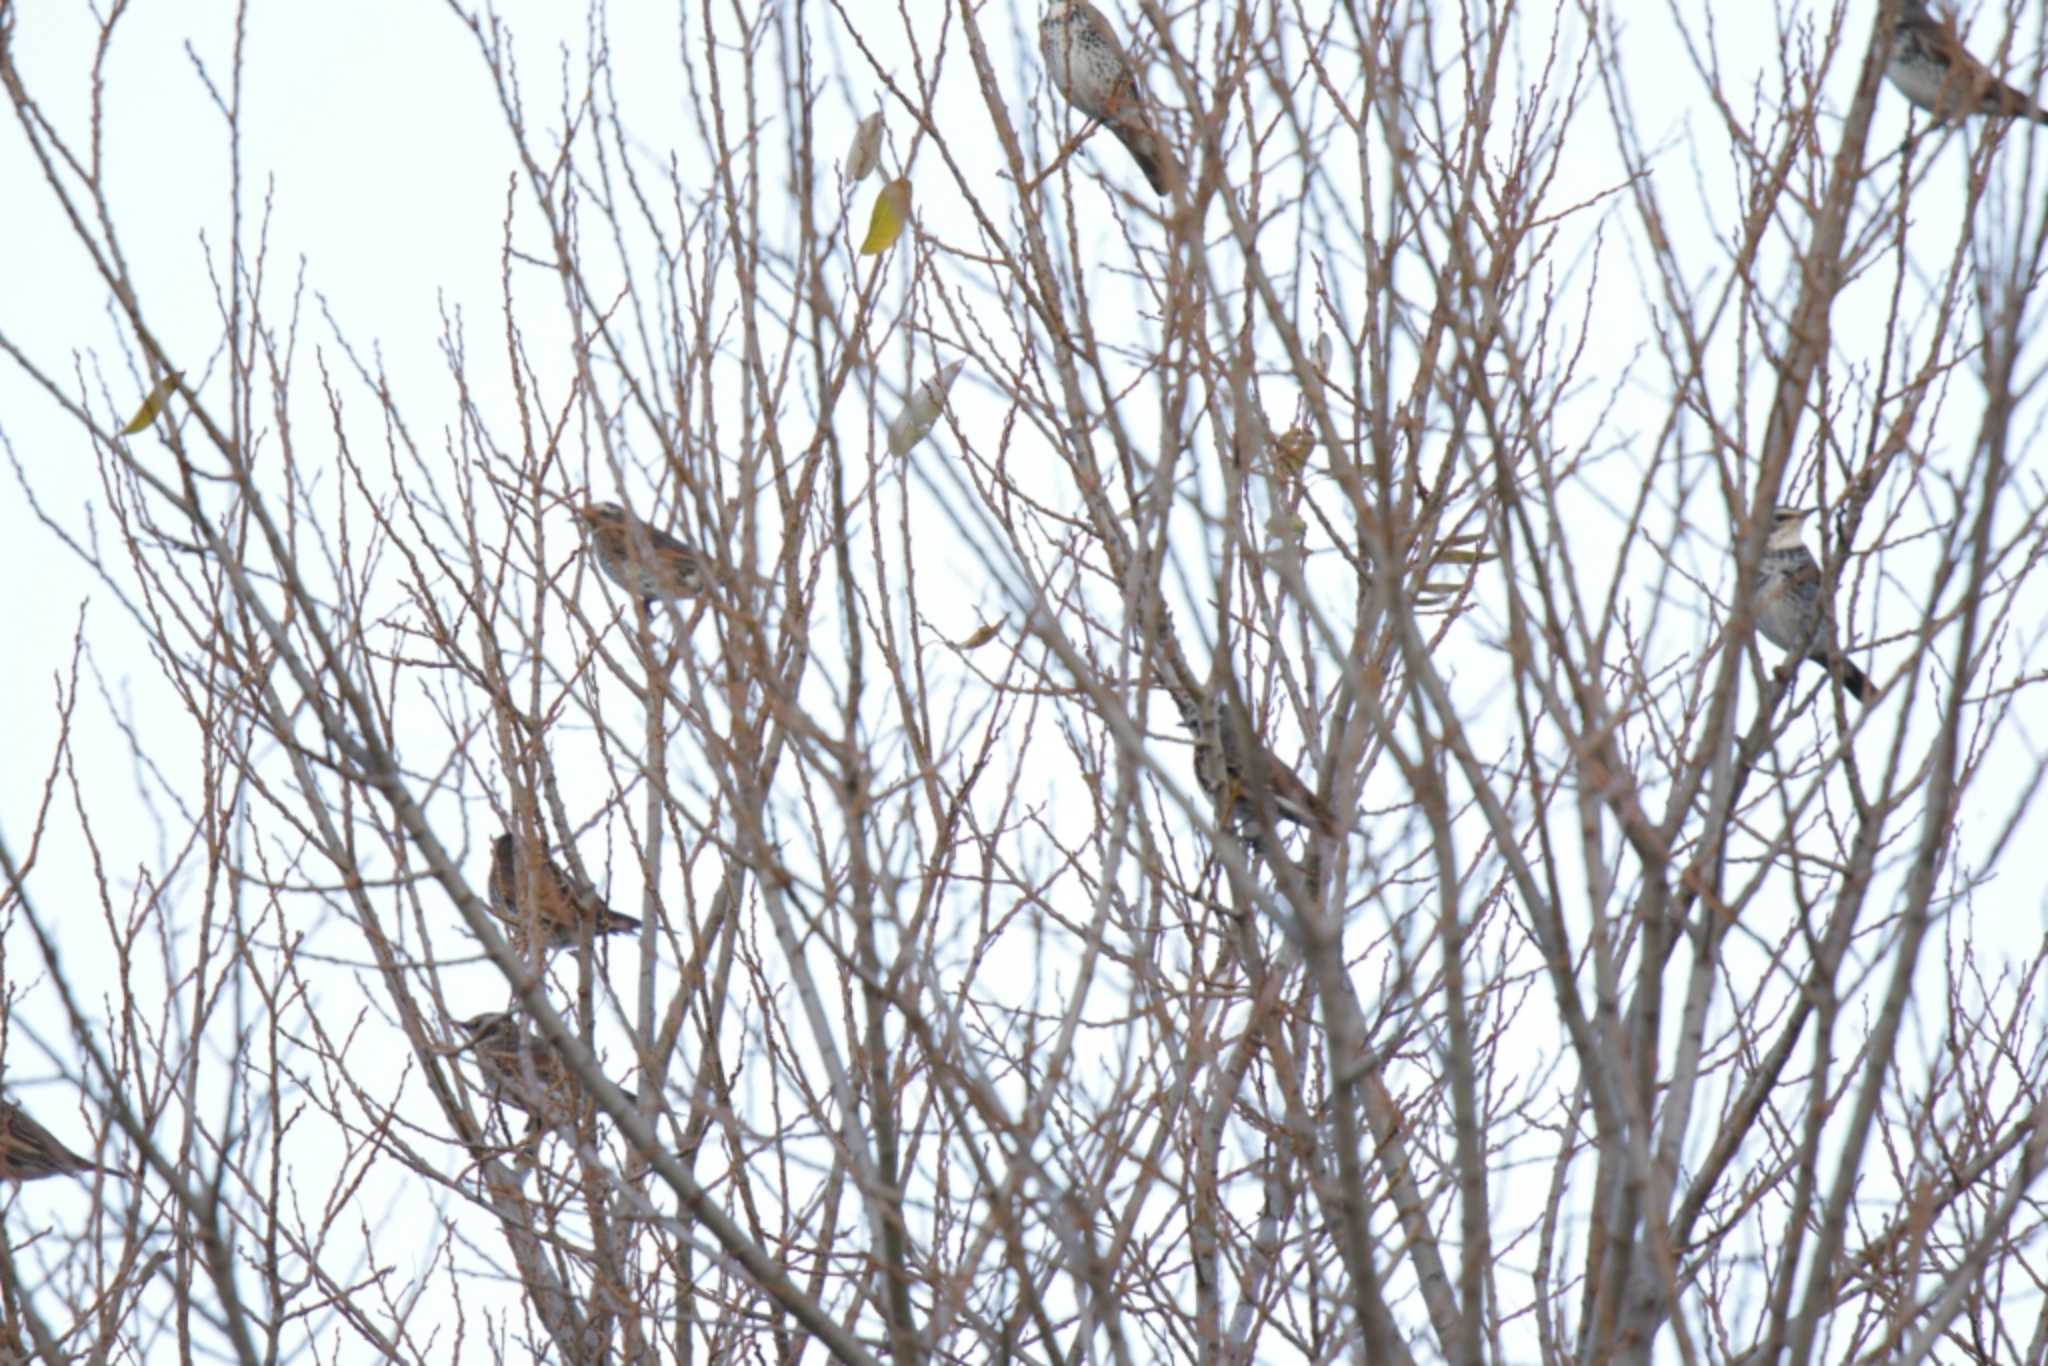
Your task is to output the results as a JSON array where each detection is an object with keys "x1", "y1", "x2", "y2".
[
  {"x1": 1040, "y1": 0, "x2": 1182, "y2": 195},
  {"x1": 0, "y1": 1097, "x2": 120, "y2": 1182},
  {"x1": 1887, "y1": 0, "x2": 2048, "y2": 123},
  {"x1": 487, "y1": 832, "x2": 642, "y2": 953},
  {"x1": 1750, "y1": 508, "x2": 1876, "y2": 705},
  {"x1": 575, "y1": 502, "x2": 707, "y2": 607},
  {"x1": 1185, "y1": 688, "x2": 1340, "y2": 847},
  {"x1": 455, "y1": 1013, "x2": 636, "y2": 1129}
]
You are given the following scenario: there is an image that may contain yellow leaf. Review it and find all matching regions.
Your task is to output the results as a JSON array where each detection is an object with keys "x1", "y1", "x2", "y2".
[
  {"x1": 1265, "y1": 509, "x2": 1307, "y2": 541},
  {"x1": 121, "y1": 371, "x2": 182, "y2": 435},
  {"x1": 846, "y1": 112, "x2": 884, "y2": 183},
  {"x1": 955, "y1": 619, "x2": 1003, "y2": 649},
  {"x1": 859, "y1": 177, "x2": 912, "y2": 255},
  {"x1": 1270, "y1": 425, "x2": 1313, "y2": 480}
]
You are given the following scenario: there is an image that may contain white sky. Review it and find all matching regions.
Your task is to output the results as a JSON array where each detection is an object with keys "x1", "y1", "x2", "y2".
[{"x1": 4, "y1": 0, "x2": 2048, "y2": 1359}]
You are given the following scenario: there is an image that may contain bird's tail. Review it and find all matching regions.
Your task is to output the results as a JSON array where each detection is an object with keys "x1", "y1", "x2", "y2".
[
  {"x1": 596, "y1": 907, "x2": 643, "y2": 936},
  {"x1": 1111, "y1": 120, "x2": 1180, "y2": 196},
  {"x1": 1814, "y1": 652, "x2": 1877, "y2": 705},
  {"x1": 1273, "y1": 783, "x2": 1341, "y2": 840},
  {"x1": 1981, "y1": 79, "x2": 2048, "y2": 123}
]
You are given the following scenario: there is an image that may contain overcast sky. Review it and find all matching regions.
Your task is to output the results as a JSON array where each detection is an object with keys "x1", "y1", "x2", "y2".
[{"x1": 5, "y1": 0, "x2": 2048, "y2": 1357}]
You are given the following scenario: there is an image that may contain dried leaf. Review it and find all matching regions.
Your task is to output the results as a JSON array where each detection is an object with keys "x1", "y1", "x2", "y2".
[
  {"x1": 1271, "y1": 425, "x2": 1313, "y2": 479},
  {"x1": 1264, "y1": 509, "x2": 1308, "y2": 541},
  {"x1": 888, "y1": 360, "x2": 963, "y2": 456},
  {"x1": 1313, "y1": 332, "x2": 1333, "y2": 373},
  {"x1": 846, "y1": 112, "x2": 885, "y2": 183},
  {"x1": 859, "y1": 177, "x2": 913, "y2": 255},
  {"x1": 121, "y1": 371, "x2": 182, "y2": 435},
  {"x1": 955, "y1": 619, "x2": 1003, "y2": 649}
]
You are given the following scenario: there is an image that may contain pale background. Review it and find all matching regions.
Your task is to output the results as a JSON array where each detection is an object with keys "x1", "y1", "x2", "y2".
[{"x1": 3, "y1": 0, "x2": 2046, "y2": 1358}]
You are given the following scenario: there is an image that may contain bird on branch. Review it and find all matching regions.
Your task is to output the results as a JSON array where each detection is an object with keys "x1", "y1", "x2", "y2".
[
  {"x1": 1040, "y1": 0, "x2": 1182, "y2": 195},
  {"x1": 1750, "y1": 507, "x2": 1876, "y2": 706},
  {"x1": 1888, "y1": 0, "x2": 2048, "y2": 123}
]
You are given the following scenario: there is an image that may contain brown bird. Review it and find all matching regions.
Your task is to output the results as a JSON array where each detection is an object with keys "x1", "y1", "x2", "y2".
[
  {"x1": 0, "y1": 1097, "x2": 120, "y2": 1182},
  {"x1": 1888, "y1": 0, "x2": 2048, "y2": 123},
  {"x1": 576, "y1": 502, "x2": 707, "y2": 607},
  {"x1": 1040, "y1": 0, "x2": 1182, "y2": 195},
  {"x1": 1187, "y1": 688, "x2": 1340, "y2": 847},
  {"x1": 1751, "y1": 508, "x2": 1877, "y2": 705},
  {"x1": 456, "y1": 1013, "x2": 636, "y2": 1129},
  {"x1": 487, "y1": 833, "x2": 642, "y2": 953}
]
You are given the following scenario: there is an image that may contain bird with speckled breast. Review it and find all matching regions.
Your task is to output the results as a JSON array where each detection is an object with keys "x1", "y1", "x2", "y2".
[
  {"x1": 1185, "y1": 687, "x2": 1340, "y2": 850},
  {"x1": 1887, "y1": 0, "x2": 2048, "y2": 123},
  {"x1": 487, "y1": 832, "x2": 643, "y2": 954},
  {"x1": 576, "y1": 502, "x2": 707, "y2": 608},
  {"x1": 1040, "y1": 0, "x2": 1182, "y2": 195},
  {"x1": 1750, "y1": 508, "x2": 1876, "y2": 706},
  {"x1": 0, "y1": 1097, "x2": 122, "y2": 1182},
  {"x1": 455, "y1": 1013, "x2": 638, "y2": 1131}
]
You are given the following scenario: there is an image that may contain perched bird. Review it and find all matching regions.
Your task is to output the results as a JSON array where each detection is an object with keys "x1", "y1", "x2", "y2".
[
  {"x1": 1186, "y1": 688, "x2": 1340, "y2": 847},
  {"x1": 1040, "y1": 0, "x2": 1181, "y2": 195},
  {"x1": 0, "y1": 1097, "x2": 119, "y2": 1182},
  {"x1": 487, "y1": 832, "x2": 642, "y2": 953},
  {"x1": 576, "y1": 502, "x2": 707, "y2": 607},
  {"x1": 1887, "y1": 0, "x2": 2048, "y2": 123},
  {"x1": 455, "y1": 1013, "x2": 635, "y2": 1129},
  {"x1": 1750, "y1": 508, "x2": 1876, "y2": 705}
]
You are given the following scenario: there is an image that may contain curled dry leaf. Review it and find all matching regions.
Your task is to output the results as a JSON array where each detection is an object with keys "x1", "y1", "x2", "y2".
[
  {"x1": 1271, "y1": 425, "x2": 1314, "y2": 480},
  {"x1": 121, "y1": 371, "x2": 183, "y2": 435},
  {"x1": 1429, "y1": 531, "x2": 1495, "y2": 569},
  {"x1": 1410, "y1": 530, "x2": 1494, "y2": 605},
  {"x1": 847, "y1": 112, "x2": 884, "y2": 183},
  {"x1": 1265, "y1": 509, "x2": 1308, "y2": 542},
  {"x1": 955, "y1": 619, "x2": 1004, "y2": 650},
  {"x1": 888, "y1": 359, "x2": 964, "y2": 456},
  {"x1": 859, "y1": 176, "x2": 913, "y2": 255}
]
